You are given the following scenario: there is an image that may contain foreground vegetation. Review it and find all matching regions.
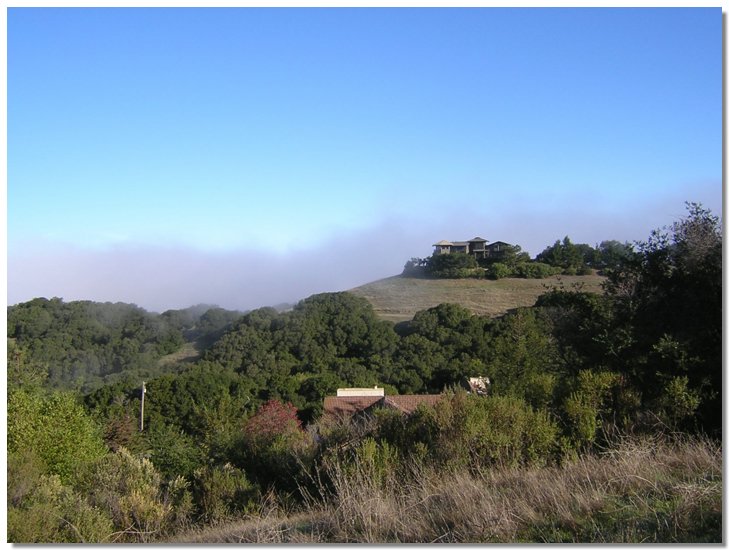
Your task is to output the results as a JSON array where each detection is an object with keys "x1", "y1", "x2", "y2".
[
  {"x1": 172, "y1": 434, "x2": 721, "y2": 543},
  {"x1": 7, "y1": 203, "x2": 722, "y2": 542}
]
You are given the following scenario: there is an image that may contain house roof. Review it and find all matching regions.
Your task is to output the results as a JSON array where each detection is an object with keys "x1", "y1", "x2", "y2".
[
  {"x1": 323, "y1": 394, "x2": 443, "y2": 420},
  {"x1": 433, "y1": 238, "x2": 491, "y2": 247},
  {"x1": 378, "y1": 394, "x2": 443, "y2": 414},
  {"x1": 323, "y1": 396, "x2": 382, "y2": 418},
  {"x1": 486, "y1": 241, "x2": 512, "y2": 248}
]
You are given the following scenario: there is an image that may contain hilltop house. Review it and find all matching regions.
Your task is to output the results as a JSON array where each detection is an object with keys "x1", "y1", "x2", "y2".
[{"x1": 432, "y1": 237, "x2": 512, "y2": 261}]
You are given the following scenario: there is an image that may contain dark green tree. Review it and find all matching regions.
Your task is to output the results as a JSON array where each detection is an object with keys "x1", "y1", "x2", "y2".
[{"x1": 604, "y1": 203, "x2": 721, "y2": 433}]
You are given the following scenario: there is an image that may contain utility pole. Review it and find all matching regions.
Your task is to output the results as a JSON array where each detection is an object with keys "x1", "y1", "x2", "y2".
[{"x1": 140, "y1": 381, "x2": 146, "y2": 432}]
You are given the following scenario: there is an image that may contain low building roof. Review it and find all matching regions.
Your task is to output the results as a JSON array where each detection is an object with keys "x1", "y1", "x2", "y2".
[
  {"x1": 468, "y1": 237, "x2": 488, "y2": 242},
  {"x1": 323, "y1": 394, "x2": 444, "y2": 420},
  {"x1": 433, "y1": 240, "x2": 453, "y2": 246},
  {"x1": 378, "y1": 394, "x2": 443, "y2": 414},
  {"x1": 323, "y1": 396, "x2": 382, "y2": 418}
]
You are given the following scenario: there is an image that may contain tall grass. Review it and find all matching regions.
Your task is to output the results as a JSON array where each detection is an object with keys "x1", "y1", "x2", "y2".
[{"x1": 171, "y1": 434, "x2": 721, "y2": 543}]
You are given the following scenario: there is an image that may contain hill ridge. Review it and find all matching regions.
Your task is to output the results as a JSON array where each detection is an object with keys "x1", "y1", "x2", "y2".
[{"x1": 348, "y1": 273, "x2": 605, "y2": 323}]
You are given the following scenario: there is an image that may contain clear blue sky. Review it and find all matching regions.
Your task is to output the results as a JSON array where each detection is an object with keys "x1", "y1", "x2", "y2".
[{"x1": 8, "y1": 7, "x2": 722, "y2": 311}]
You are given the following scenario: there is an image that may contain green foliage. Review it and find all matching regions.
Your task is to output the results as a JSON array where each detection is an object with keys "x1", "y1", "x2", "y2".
[
  {"x1": 656, "y1": 375, "x2": 700, "y2": 429},
  {"x1": 8, "y1": 298, "x2": 180, "y2": 391},
  {"x1": 487, "y1": 262, "x2": 513, "y2": 279},
  {"x1": 482, "y1": 308, "x2": 561, "y2": 406},
  {"x1": 347, "y1": 437, "x2": 401, "y2": 489},
  {"x1": 442, "y1": 393, "x2": 559, "y2": 468},
  {"x1": 165, "y1": 475, "x2": 196, "y2": 532},
  {"x1": 97, "y1": 362, "x2": 255, "y2": 441},
  {"x1": 7, "y1": 298, "x2": 245, "y2": 392},
  {"x1": 535, "y1": 289, "x2": 618, "y2": 375},
  {"x1": 562, "y1": 370, "x2": 620, "y2": 448},
  {"x1": 236, "y1": 400, "x2": 313, "y2": 492},
  {"x1": 594, "y1": 240, "x2": 634, "y2": 270},
  {"x1": 604, "y1": 202, "x2": 721, "y2": 433},
  {"x1": 375, "y1": 392, "x2": 560, "y2": 469},
  {"x1": 423, "y1": 252, "x2": 487, "y2": 278},
  {"x1": 147, "y1": 423, "x2": 206, "y2": 480},
  {"x1": 514, "y1": 261, "x2": 561, "y2": 279},
  {"x1": 193, "y1": 391, "x2": 251, "y2": 462},
  {"x1": 536, "y1": 236, "x2": 598, "y2": 273},
  {"x1": 7, "y1": 340, "x2": 49, "y2": 389},
  {"x1": 7, "y1": 471, "x2": 114, "y2": 543},
  {"x1": 8, "y1": 388, "x2": 107, "y2": 483},
  {"x1": 399, "y1": 303, "x2": 493, "y2": 391},
  {"x1": 479, "y1": 243, "x2": 531, "y2": 268},
  {"x1": 428, "y1": 251, "x2": 478, "y2": 272},
  {"x1": 78, "y1": 447, "x2": 170, "y2": 542},
  {"x1": 192, "y1": 463, "x2": 258, "y2": 523},
  {"x1": 402, "y1": 257, "x2": 427, "y2": 277}
]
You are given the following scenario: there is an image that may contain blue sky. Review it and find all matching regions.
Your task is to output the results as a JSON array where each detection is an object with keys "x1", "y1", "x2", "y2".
[{"x1": 8, "y1": 7, "x2": 722, "y2": 311}]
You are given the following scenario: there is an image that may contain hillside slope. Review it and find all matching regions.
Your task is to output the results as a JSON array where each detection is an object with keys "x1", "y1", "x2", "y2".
[{"x1": 348, "y1": 274, "x2": 605, "y2": 322}]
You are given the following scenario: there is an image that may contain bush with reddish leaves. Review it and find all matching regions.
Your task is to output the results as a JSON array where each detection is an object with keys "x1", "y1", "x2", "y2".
[
  {"x1": 235, "y1": 400, "x2": 312, "y2": 493},
  {"x1": 243, "y1": 400, "x2": 303, "y2": 447}
]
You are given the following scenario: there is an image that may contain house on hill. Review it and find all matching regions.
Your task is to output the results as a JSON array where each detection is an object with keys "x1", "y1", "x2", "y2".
[{"x1": 433, "y1": 237, "x2": 512, "y2": 260}]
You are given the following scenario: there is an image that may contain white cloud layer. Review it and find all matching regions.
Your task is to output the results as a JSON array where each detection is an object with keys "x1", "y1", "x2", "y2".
[{"x1": 8, "y1": 182, "x2": 721, "y2": 313}]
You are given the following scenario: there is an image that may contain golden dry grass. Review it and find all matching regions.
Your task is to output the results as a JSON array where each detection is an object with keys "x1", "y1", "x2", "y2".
[
  {"x1": 169, "y1": 435, "x2": 721, "y2": 543},
  {"x1": 348, "y1": 274, "x2": 606, "y2": 322}
]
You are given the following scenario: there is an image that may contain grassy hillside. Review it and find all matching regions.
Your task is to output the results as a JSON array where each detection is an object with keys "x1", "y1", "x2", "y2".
[{"x1": 349, "y1": 274, "x2": 606, "y2": 322}]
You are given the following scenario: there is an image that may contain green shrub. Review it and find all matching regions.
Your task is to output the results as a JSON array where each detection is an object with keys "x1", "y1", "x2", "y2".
[
  {"x1": 7, "y1": 472, "x2": 114, "y2": 543},
  {"x1": 488, "y1": 263, "x2": 513, "y2": 279},
  {"x1": 236, "y1": 400, "x2": 314, "y2": 492},
  {"x1": 165, "y1": 475, "x2": 195, "y2": 532},
  {"x1": 8, "y1": 389, "x2": 107, "y2": 484},
  {"x1": 427, "y1": 252, "x2": 477, "y2": 274},
  {"x1": 656, "y1": 375, "x2": 700, "y2": 429},
  {"x1": 562, "y1": 370, "x2": 620, "y2": 448},
  {"x1": 350, "y1": 437, "x2": 401, "y2": 488},
  {"x1": 523, "y1": 372, "x2": 557, "y2": 409},
  {"x1": 515, "y1": 262, "x2": 560, "y2": 279},
  {"x1": 192, "y1": 463, "x2": 258, "y2": 523},
  {"x1": 450, "y1": 394, "x2": 559, "y2": 468},
  {"x1": 147, "y1": 423, "x2": 205, "y2": 479},
  {"x1": 375, "y1": 393, "x2": 559, "y2": 469},
  {"x1": 79, "y1": 447, "x2": 170, "y2": 542}
]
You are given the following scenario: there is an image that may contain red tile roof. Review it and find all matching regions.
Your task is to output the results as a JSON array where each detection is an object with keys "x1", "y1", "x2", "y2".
[
  {"x1": 322, "y1": 396, "x2": 382, "y2": 419},
  {"x1": 322, "y1": 394, "x2": 443, "y2": 420},
  {"x1": 381, "y1": 394, "x2": 443, "y2": 414}
]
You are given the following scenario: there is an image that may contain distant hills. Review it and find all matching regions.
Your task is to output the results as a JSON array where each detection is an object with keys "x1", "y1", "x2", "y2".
[{"x1": 348, "y1": 273, "x2": 606, "y2": 323}]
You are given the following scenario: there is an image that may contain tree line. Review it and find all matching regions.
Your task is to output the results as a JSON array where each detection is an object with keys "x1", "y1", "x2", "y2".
[
  {"x1": 403, "y1": 237, "x2": 633, "y2": 279},
  {"x1": 8, "y1": 300, "x2": 244, "y2": 392}
]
